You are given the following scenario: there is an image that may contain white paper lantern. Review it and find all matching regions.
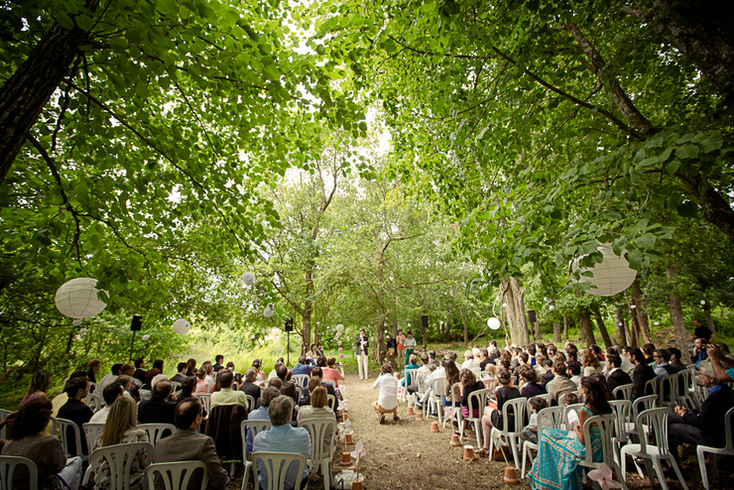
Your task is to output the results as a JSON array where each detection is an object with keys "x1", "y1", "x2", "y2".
[
  {"x1": 72, "y1": 319, "x2": 82, "y2": 326},
  {"x1": 502, "y1": 303, "x2": 508, "y2": 308},
  {"x1": 79, "y1": 328, "x2": 88, "y2": 335},
  {"x1": 241, "y1": 272, "x2": 256, "y2": 286},
  {"x1": 654, "y1": 321, "x2": 660, "y2": 326},
  {"x1": 700, "y1": 300, "x2": 706, "y2": 305},
  {"x1": 630, "y1": 305, "x2": 636, "y2": 309},
  {"x1": 263, "y1": 304, "x2": 275, "y2": 317},
  {"x1": 572, "y1": 244, "x2": 637, "y2": 297},
  {"x1": 55, "y1": 278, "x2": 108, "y2": 319},
  {"x1": 142, "y1": 334, "x2": 151, "y2": 341},
  {"x1": 172, "y1": 319, "x2": 191, "y2": 335},
  {"x1": 487, "y1": 317, "x2": 501, "y2": 330},
  {"x1": 549, "y1": 305, "x2": 555, "y2": 311},
  {"x1": 336, "y1": 324, "x2": 344, "y2": 332}
]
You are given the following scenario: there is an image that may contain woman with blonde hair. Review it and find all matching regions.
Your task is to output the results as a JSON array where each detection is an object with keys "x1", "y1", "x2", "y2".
[
  {"x1": 93, "y1": 397, "x2": 147, "y2": 490},
  {"x1": 581, "y1": 347, "x2": 603, "y2": 377},
  {"x1": 296, "y1": 385, "x2": 336, "y2": 481}
]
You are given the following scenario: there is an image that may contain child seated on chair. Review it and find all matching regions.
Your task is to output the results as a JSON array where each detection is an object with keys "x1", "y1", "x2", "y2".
[
  {"x1": 520, "y1": 397, "x2": 547, "y2": 444},
  {"x1": 562, "y1": 392, "x2": 580, "y2": 430}
]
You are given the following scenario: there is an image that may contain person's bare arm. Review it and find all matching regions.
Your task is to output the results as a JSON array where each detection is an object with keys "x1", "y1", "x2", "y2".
[{"x1": 706, "y1": 345, "x2": 733, "y2": 382}]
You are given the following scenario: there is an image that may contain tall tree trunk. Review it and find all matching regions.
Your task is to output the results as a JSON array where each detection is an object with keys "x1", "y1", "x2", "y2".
[
  {"x1": 377, "y1": 308, "x2": 386, "y2": 365},
  {"x1": 563, "y1": 316, "x2": 569, "y2": 341},
  {"x1": 628, "y1": 312, "x2": 639, "y2": 348},
  {"x1": 579, "y1": 312, "x2": 597, "y2": 346},
  {"x1": 500, "y1": 277, "x2": 531, "y2": 346},
  {"x1": 703, "y1": 304, "x2": 717, "y2": 333},
  {"x1": 534, "y1": 318, "x2": 541, "y2": 341},
  {"x1": 460, "y1": 307, "x2": 468, "y2": 347},
  {"x1": 592, "y1": 305, "x2": 613, "y2": 348},
  {"x1": 553, "y1": 321, "x2": 562, "y2": 342},
  {"x1": 614, "y1": 305, "x2": 627, "y2": 346},
  {"x1": 630, "y1": 280, "x2": 653, "y2": 344},
  {"x1": 301, "y1": 270, "x2": 313, "y2": 354},
  {"x1": 666, "y1": 264, "x2": 693, "y2": 364},
  {"x1": 0, "y1": 0, "x2": 101, "y2": 184}
]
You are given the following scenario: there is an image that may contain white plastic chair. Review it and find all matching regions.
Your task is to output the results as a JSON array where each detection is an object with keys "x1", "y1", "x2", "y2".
[
  {"x1": 402, "y1": 368, "x2": 420, "y2": 405},
  {"x1": 620, "y1": 408, "x2": 688, "y2": 490},
  {"x1": 644, "y1": 378, "x2": 658, "y2": 398},
  {"x1": 627, "y1": 394, "x2": 657, "y2": 437},
  {"x1": 521, "y1": 406, "x2": 565, "y2": 478},
  {"x1": 0, "y1": 455, "x2": 38, "y2": 490},
  {"x1": 427, "y1": 377, "x2": 447, "y2": 424},
  {"x1": 198, "y1": 394, "x2": 211, "y2": 416},
  {"x1": 578, "y1": 414, "x2": 628, "y2": 490},
  {"x1": 170, "y1": 381, "x2": 182, "y2": 393},
  {"x1": 90, "y1": 441, "x2": 154, "y2": 490},
  {"x1": 138, "y1": 423, "x2": 177, "y2": 446},
  {"x1": 411, "y1": 372, "x2": 429, "y2": 407},
  {"x1": 299, "y1": 416, "x2": 337, "y2": 490},
  {"x1": 608, "y1": 400, "x2": 632, "y2": 467},
  {"x1": 251, "y1": 451, "x2": 307, "y2": 490},
  {"x1": 295, "y1": 387, "x2": 303, "y2": 405},
  {"x1": 326, "y1": 394, "x2": 336, "y2": 411},
  {"x1": 86, "y1": 393, "x2": 103, "y2": 413},
  {"x1": 443, "y1": 382, "x2": 463, "y2": 430},
  {"x1": 321, "y1": 379, "x2": 336, "y2": 390},
  {"x1": 557, "y1": 391, "x2": 579, "y2": 407},
  {"x1": 240, "y1": 420, "x2": 272, "y2": 490},
  {"x1": 658, "y1": 374, "x2": 677, "y2": 408},
  {"x1": 463, "y1": 388, "x2": 489, "y2": 447},
  {"x1": 292, "y1": 374, "x2": 309, "y2": 390},
  {"x1": 564, "y1": 403, "x2": 585, "y2": 430},
  {"x1": 488, "y1": 396, "x2": 527, "y2": 466},
  {"x1": 697, "y1": 406, "x2": 734, "y2": 490},
  {"x1": 88, "y1": 382, "x2": 99, "y2": 395},
  {"x1": 245, "y1": 394, "x2": 256, "y2": 413},
  {"x1": 139, "y1": 389, "x2": 152, "y2": 401},
  {"x1": 82, "y1": 422, "x2": 106, "y2": 453},
  {"x1": 146, "y1": 461, "x2": 208, "y2": 490},
  {"x1": 57, "y1": 418, "x2": 89, "y2": 462},
  {"x1": 613, "y1": 383, "x2": 633, "y2": 401},
  {"x1": 0, "y1": 409, "x2": 11, "y2": 440}
]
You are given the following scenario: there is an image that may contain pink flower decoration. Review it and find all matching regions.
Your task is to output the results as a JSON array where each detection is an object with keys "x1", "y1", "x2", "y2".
[
  {"x1": 588, "y1": 463, "x2": 622, "y2": 490},
  {"x1": 338, "y1": 340, "x2": 342, "y2": 346},
  {"x1": 339, "y1": 354, "x2": 344, "y2": 358},
  {"x1": 339, "y1": 347, "x2": 343, "y2": 352},
  {"x1": 336, "y1": 332, "x2": 342, "y2": 338}
]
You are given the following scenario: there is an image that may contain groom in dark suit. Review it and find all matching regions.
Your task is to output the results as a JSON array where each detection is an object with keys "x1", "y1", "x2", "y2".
[{"x1": 605, "y1": 354, "x2": 632, "y2": 398}]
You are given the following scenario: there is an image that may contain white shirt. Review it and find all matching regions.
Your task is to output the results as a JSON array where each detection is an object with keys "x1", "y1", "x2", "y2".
[
  {"x1": 462, "y1": 359, "x2": 480, "y2": 371},
  {"x1": 373, "y1": 373, "x2": 399, "y2": 410},
  {"x1": 404, "y1": 337, "x2": 417, "y2": 349},
  {"x1": 89, "y1": 405, "x2": 111, "y2": 423}
]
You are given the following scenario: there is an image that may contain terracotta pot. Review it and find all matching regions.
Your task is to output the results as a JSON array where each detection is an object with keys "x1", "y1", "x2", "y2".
[
  {"x1": 503, "y1": 467, "x2": 519, "y2": 484},
  {"x1": 344, "y1": 432, "x2": 353, "y2": 445},
  {"x1": 416, "y1": 412, "x2": 423, "y2": 421},
  {"x1": 430, "y1": 421, "x2": 439, "y2": 433},
  {"x1": 463, "y1": 445, "x2": 474, "y2": 461},
  {"x1": 406, "y1": 406, "x2": 415, "y2": 415},
  {"x1": 450, "y1": 433, "x2": 461, "y2": 447},
  {"x1": 351, "y1": 480, "x2": 363, "y2": 490},
  {"x1": 340, "y1": 451, "x2": 352, "y2": 466}
]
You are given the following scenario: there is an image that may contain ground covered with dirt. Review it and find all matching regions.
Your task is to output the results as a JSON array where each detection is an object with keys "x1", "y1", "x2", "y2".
[{"x1": 237, "y1": 370, "x2": 728, "y2": 489}]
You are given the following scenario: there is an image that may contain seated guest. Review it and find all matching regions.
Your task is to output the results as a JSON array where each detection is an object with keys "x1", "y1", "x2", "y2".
[
  {"x1": 240, "y1": 368, "x2": 262, "y2": 407},
  {"x1": 407, "y1": 355, "x2": 431, "y2": 395},
  {"x1": 200, "y1": 361, "x2": 215, "y2": 391},
  {"x1": 310, "y1": 368, "x2": 337, "y2": 413},
  {"x1": 276, "y1": 365, "x2": 298, "y2": 405},
  {"x1": 170, "y1": 362, "x2": 188, "y2": 384},
  {"x1": 210, "y1": 370, "x2": 247, "y2": 409},
  {"x1": 253, "y1": 396, "x2": 310, "y2": 490},
  {"x1": 641, "y1": 343, "x2": 656, "y2": 366},
  {"x1": 90, "y1": 383, "x2": 124, "y2": 423},
  {"x1": 117, "y1": 375, "x2": 133, "y2": 397},
  {"x1": 518, "y1": 365, "x2": 547, "y2": 398},
  {"x1": 478, "y1": 349, "x2": 491, "y2": 371},
  {"x1": 322, "y1": 357, "x2": 345, "y2": 388},
  {"x1": 605, "y1": 354, "x2": 632, "y2": 397},
  {"x1": 153, "y1": 398, "x2": 230, "y2": 490},
  {"x1": 245, "y1": 387, "x2": 279, "y2": 454},
  {"x1": 567, "y1": 363, "x2": 582, "y2": 387},
  {"x1": 186, "y1": 358, "x2": 197, "y2": 377},
  {"x1": 706, "y1": 343, "x2": 734, "y2": 382},
  {"x1": 138, "y1": 381, "x2": 177, "y2": 425},
  {"x1": 1, "y1": 400, "x2": 83, "y2": 490},
  {"x1": 540, "y1": 358, "x2": 554, "y2": 386},
  {"x1": 653, "y1": 348, "x2": 673, "y2": 379},
  {"x1": 630, "y1": 347, "x2": 656, "y2": 400},
  {"x1": 213, "y1": 355, "x2": 225, "y2": 372},
  {"x1": 152, "y1": 359, "x2": 164, "y2": 372},
  {"x1": 667, "y1": 348, "x2": 687, "y2": 374},
  {"x1": 119, "y1": 363, "x2": 141, "y2": 400},
  {"x1": 57, "y1": 375, "x2": 93, "y2": 456},
  {"x1": 298, "y1": 376, "x2": 321, "y2": 407},
  {"x1": 692, "y1": 338, "x2": 709, "y2": 367},
  {"x1": 581, "y1": 347, "x2": 603, "y2": 376},
  {"x1": 132, "y1": 358, "x2": 147, "y2": 384},
  {"x1": 476, "y1": 368, "x2": 521, "y2": 457},
  {"x1": 565, "y1": 349, "x2": 581, "y2": 369},
  {"x1": 461, "y1": 350, "x2": 480, "y2": 371},
  {"x1": 141, "y1": 368, "x2": 161, "y2": 391},
  {"x1": 98, "y1": 363, "x2": 123, "y2": 390},
  {"x1": 177, "y1": 377, "x2": 197, "y2": 402},
  {"x1": 402, "y1": 354, "x2": 421, "y2": 388},
  {"x1": 292, "y1": 356, "x2": 314, "y2": 376},
  {"x1": 93, "y1": 396, "x2": 147, "y2": 490},
  {"x1": 21, "y1": 370, "x2": 53, "y2": 407},
  {"x1": 458, "y1": 368, "x2": 485, "y2": 433},
  {"x1": 546, "y1": 361, "x2": 577, "y2": 404},
  {"x1": 194, "y1": 368, "x2": 210, "y2": 397},
  {"x1": 668, "y1": 360, "x2": 732, "y2": 471},
  {"x1": 372, "y1": 364, "x2": 400, "y2": 424},
  {"x1": 297, "y1": 386, "x2": 335, "y2": 478},
  {"x1": 87, "y1": 359, "x2": 101, "y2": 384},
  {"x1": 252, "y1": 359, "x2": 266, "y2": 381},
  {"x1": 50, "y1": 371, "x2": 86, "y2": 420}
]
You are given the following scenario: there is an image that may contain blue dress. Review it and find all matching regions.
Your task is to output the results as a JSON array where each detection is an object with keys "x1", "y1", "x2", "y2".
[{"x1": 527, "y1": 406, "x2": 602, "y2": 490}]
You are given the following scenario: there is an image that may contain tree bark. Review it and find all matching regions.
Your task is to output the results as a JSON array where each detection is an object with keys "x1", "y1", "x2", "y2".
[
  {"x1": 553, "y1": 321, "x2": 562, "y2": 342},
  {"x1": 579, "y1": 312, "x2": 597, "y2": 346},
  {"x1": 703, "y1": 304, "x2": 717, "y2": 333},
  {"x1": 666, "y1": 263, "x2": 693, "y2": 364},
  {"x1": 460, "y1": 307, "x2": 468, "y2": 347},
  {"x1": 630, "y1": 280, "x2": 654, "y2": 344},
  {"x1": 534, "y1": 318, "x2": 541, "y2": 342},
  {"x1": 500, "y1": 277, "x2": 531, "y2": 346},
  {"x1": 592, "y1": 305, "x2": 613, "y2": 348},
  {"x1": 0, "y1": 0, "x2": 100, "y2": 184},
  {"x1": 614, "y1": 305, "x2": 627, "y2": 346},
  {"x1": 563, "y1": 316, "x2": 569, "y2": 341}
]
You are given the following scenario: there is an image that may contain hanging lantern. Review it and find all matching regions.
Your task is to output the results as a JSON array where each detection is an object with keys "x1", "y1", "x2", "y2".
[
  {"x1": 549, "y1": 305, "x2": 555, "y2": 311},
  {"x1": 336, "y1": 324, "x2": 344, "y2": 332},
  {"x1": 173, "y1": 319, "x2": 191, "y2": 335},
  {"x1": 264, "y1": 303, "x2": 275, "y2": 317},
  {"x1": 142, "y1": 334, "x2": 151, "y2": 341},
  {"x1": 79, "y1": 328, "x2": 88, "y2": 335},
  {"x1": 572, "y1": 243, "x2": 637, "y2": 297},
  {"x1": 72, "y1": 319, "x2": 82, "y2": 327},
  {"x1": 55, "y1": 278, "x2": 108, "y2": 319},
  {"x1": 241, "y1": 272, "x2": 256, "y2": 286},
  {"x1": 487, "y1": 317, "x2": 501, "y2": 330}
]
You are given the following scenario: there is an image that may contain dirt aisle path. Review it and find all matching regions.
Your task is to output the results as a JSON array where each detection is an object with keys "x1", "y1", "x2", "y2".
[{"x1": 331, "y1": 372, "x2": 530, "y2": 490}]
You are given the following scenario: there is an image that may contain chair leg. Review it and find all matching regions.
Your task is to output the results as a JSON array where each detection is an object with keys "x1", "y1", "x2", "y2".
[
  {"x1": 323, "y1": 460, "x2": 331, "y2": 490},
  {"x1": 711, "y1": 454, "x2": 719, "y2": 479},
  {"x1": 698, "y1": 448, "x2": 711, "y2": 490},
  {"x1": 474, "y1": 421, "x2": 483, "y2": 449},
  {"x1": 610, "y1": 461, "x2": 629, "y2": 490},
  {"x1": 620, "y1": 450, "x2": 627, "y2": 480},
  {"x1": 650, "y1": 457, "x2": 669, "y2": 490},
  {"x1": 668, "y1": 456, "x2": 689, "y2": 490},
  {"x1": 641, "y1": 459, "x2": 655, "y2": 487},
  {"x1": 509, "y1": 438, "x2": 520, "y2": 471},
  {"x1": 242, "y1": 461, "x2": 251, "y2": 490}
]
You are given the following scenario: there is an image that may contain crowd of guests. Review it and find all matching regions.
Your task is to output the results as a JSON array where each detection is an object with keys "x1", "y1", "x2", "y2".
[
  {"x1": 400, "y1": 336, "x2": 734, "y2": 489},
  {"x1": 0, "y1": 351, "x2": 345, "y2": 490}
]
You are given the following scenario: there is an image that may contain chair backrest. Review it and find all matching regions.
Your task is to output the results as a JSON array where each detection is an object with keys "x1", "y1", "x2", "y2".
[
  {"x1": 198, "y1": 394, "x2": 211, "y2": 415},
  {"x1": 470, "y1": 367, "x2": 482, "y2": 374},
  {"x1": 321, "y1": 380, "x2": 336, "y2": 389},
  {"x1": 295, "y1": 387, "x2": 302, "y2": 404},
  {"x1": 404, "y1": 369, "x2": 420, "y2": 391},
  {"x1": 0, "y1": 455, "x2": 38, "y2": 490},
  {"x1": 499, "y1": 396, "x2": 527, "y2": 434},
  {"x1": 644, "y1": 377, "x2": 658, "y2": 396},
  {"x1": 139, "y1": 389, "x2": 152, "y2": 401},
  {"x1": 579, "y1": 414, "x2": 615, "y2": 467},
  {"x1": 91, "y1": 441, "x2": 154, "y2": 490},
  {"x1": 632, "y1": 394, "x2": 657, "y2": 420},
  {"x1": 245, "y1": 394, "x2": 256, "y2": 413},
  {"x1": 138, "y1": 423, "x2": 177, "y2": 446},
  {"x1": 415, "y1": 372, "x2": 429, "y2": 397},
  {"x1": 326, "y1": 394, "x2": 336, "y2": 411},
  {"x1": 449, "y1": 383, "x2": 462, "y2": 407},
  {"x1": 429, "y1": 377, "x2": 446, "y2": 399},
  {"x1": 465, "y1": 389, "x2": 489, "y2": 421},
  {"x1": 564, "y1": 403, "x2": 584, "y2": 429},
  {"x1": 526, "y1": 394, "x2": 553, "y2": 419},
  {"x1": 251, "y1": 451, "x2": 306, "y2": 490},
  {"x1": 86, "y1": 393, "x2": 103, "y2": 413},
  {"x1": 83, "y1": 422, "x2": 106, "y2": 453},
  {"x1": 292, "y1": 375, "x2": 309, "y2": 390},
  {"x1": 0, "y1": 409, "x2": 11, "y2": 440},
  {"x1": 170, "y1": 382, "x2": 182, "y2": 393},
  {"x1": 659, "y1": 374, "x2": 677, "y2": 405},
  {"x1": 298, "y1": 416, "x2": 337, "y2": 462},
  {"x1": 88, "y1": 382, "x2": 99, "y2": 395},
  {"x1": 557, "y1": 392, "x2": 578, "y2": 407},
  {"x1": 241, "y1": 419, "x2": 272, "y2": 456},
  {"x1": 676, "y1": 370, "x2": 690, "y2": 397},
  {"x1": 146, "y1": 461, "x2": 208, "y2": 490},
  {"x1": 612, "y1": 383, "x2": 633, "y2": 401},
  {"x1": 719, "y1": 406, "x2": 734, "y2": 452},
  {"x1": 536, "y1": 406, "x2": 566, "y2": 437},
  {"x1": 608, "y1": 400, "x2": 632, "y2": 444},
  {"x1": 57, "y1": 418, "x2": 86, "y2": 459}
]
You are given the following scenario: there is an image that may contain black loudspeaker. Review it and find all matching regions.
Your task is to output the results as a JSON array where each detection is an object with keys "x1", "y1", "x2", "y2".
[
  {"x1": 421, "y1": 315, "x2": 428, "y2": 330},
  {"x1": 528, "y1": 310, "x2": 537, "y2": 323},
  {"x1": 285, "y1": 318, "x2": 294, "y2": 332},
  {"x1": 131, "y1": 315, "x2": 143, "y2": 331}
]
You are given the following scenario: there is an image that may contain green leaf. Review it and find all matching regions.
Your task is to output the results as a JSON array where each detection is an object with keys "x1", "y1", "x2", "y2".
[
  {"x1": 677, "y1": 201, "x2": 698, "y2": 218},
  {"x1": 626, "y1": 249, "x2": 644, "y2": 270},
  {"x1": 380, "y1": 38, "x2": 398, "y2": 53},
  {"x1": 262, "y1": 65, "x2": 280, "y2": 81},
  {"x1": 700, "y1": 133, "x2": 724, "y2": 153},
  {"x1": 675, "y1": 144, "x2": 700, "y2": 160},
  {"x1": 636, "y1": 233, "x2": 656, "y2": 249}
]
